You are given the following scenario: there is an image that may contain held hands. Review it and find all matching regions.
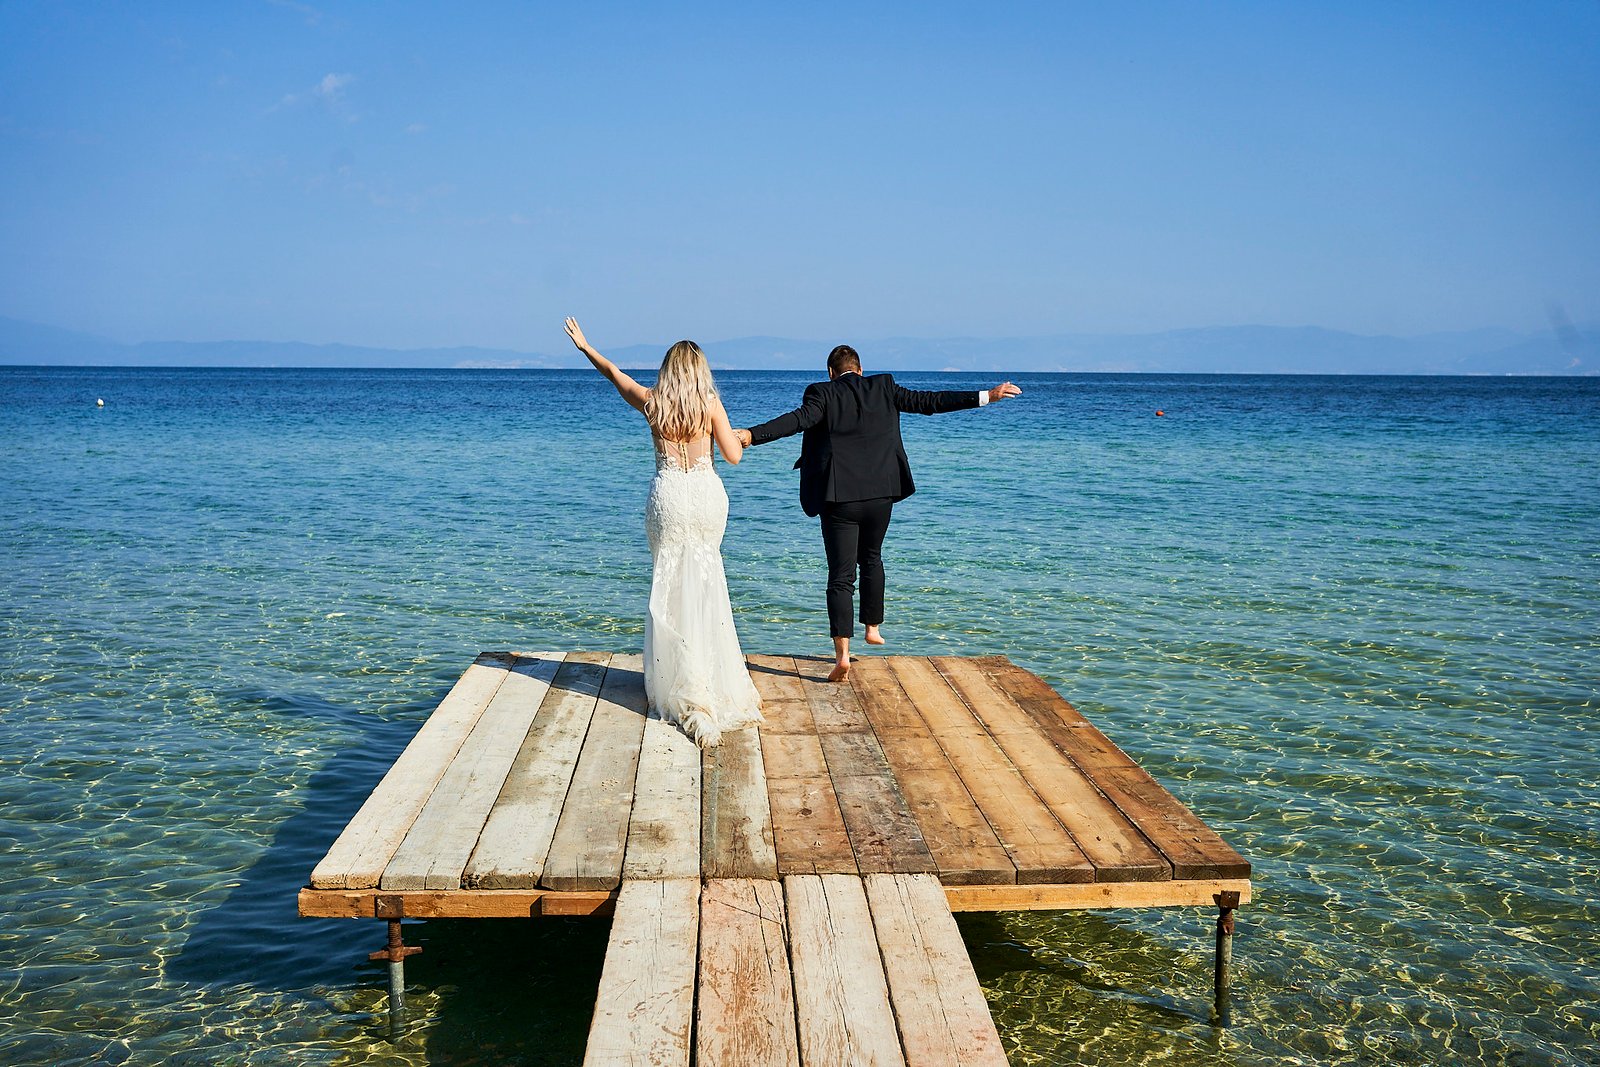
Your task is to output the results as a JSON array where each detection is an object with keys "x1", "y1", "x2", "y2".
[
  {"x1": 564, "y1": 317, "x2": 593, "y2": 354},
  {"x1": 735, "y1": 428, "x2": 752, "y2": 447},
  {"x1": 988, "y1": 381, "x2": 1023, "y2": 403}
]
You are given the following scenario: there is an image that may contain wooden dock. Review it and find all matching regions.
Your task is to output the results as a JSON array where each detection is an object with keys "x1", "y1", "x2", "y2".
[{"x1": 300, "y1": 651, "x2": 1251, "y2": 1062}]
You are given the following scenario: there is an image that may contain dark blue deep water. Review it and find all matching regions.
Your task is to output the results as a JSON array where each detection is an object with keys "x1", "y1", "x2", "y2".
[{"x1": 2, "y1": 366, "x2": 1597, "y2": 1065}]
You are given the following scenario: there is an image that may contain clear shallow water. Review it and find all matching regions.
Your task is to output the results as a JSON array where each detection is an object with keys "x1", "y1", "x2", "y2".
[{"x1": 2, "y1": 365, "x2": 1597, "y2": 1066}]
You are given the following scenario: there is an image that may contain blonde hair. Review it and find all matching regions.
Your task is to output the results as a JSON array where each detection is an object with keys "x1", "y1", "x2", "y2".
[{"x1": 646, "y1": 340, "x2": 718, "y2": 441}]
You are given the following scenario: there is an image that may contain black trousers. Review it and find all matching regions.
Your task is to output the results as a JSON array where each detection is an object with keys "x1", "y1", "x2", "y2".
[{"x1": 820, "y1": 497, "x2": 894, "y2": 639}]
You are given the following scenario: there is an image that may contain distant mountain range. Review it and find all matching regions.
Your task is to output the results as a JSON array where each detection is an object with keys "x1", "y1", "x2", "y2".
[{"x1": 0, "y1": 315, "x2": 1593, "y2": 375}]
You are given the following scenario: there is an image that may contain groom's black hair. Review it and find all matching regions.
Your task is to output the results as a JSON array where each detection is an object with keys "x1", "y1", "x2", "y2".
[{"x1": 827, "y1": 345, "x2": 862, "y2": 376}]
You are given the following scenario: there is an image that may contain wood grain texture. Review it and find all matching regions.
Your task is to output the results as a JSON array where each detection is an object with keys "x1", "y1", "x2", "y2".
[
  {"x1": 622, "y1": 709, "x2": 702, "y2": 880},
  {"x1": 784, "y1": 874, "x2": 906, "y2": 1067},
  {"x1": 943, "y1": 878, "x2": 1253, "y2": 912},
  {"x1": 702, "y1": 725, "x2": 778, "y2": 879},
  {"x1": 311, "y1": 651, "x2": 520, "y2": 889},
  {"x1": 696, "y1": 879, "x2": 800, "y2": 1067},
  {"x1": 381, "y1": 653, "x2": 565, "y2": 890},
  {"x1": 889, "y1": 656, "x2": 1093, "y2": 884},
  {"x1": 933, "y1": 656, "x2": 1169, "y2": 882},
  {"x1": 865, "y1": 873, "x2": 1007, "y2": 1067},
  {"x1": 543, "y1": 655, "x2": 650, "y2": 891},
  {"x1": 462, "y1": 654, "x2": 608, "y2": 888},
  {"x1": 977, "y1": 657, "x2": 1250, "y2": 880},
  {"x1": 584, "y1": 879, "x2": 699, "y2": 1067},
  {"x1": 851, "y1": 658, "x2": 1015, "y2": 886},
  {"x1": 819, "y1": 729, "x2": 938, "y2": 875}
]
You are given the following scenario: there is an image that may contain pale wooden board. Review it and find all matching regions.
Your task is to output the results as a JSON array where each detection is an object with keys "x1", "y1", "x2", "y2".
[
  {"x1": 785, "y1": 874, "x2": 907, "y2": 1067},
  {"x1": 977, "y1": 657, "x2": 1250, "y2": 880},
  {"x1": 933, "y1": 656, "x2": 1169, "y2": 882},
  {"x1": 311, "y1": 652, "x2": 520, "y2": 889},
  {"x1": 851, "y1": 658, "x2": 1015, "y2": 886},
  {"x1": 745, "y1": 653, "x2": 809, "y2": 705},
  {"x1": 583, "y1": 879, "x2": 699, "y2": 1067},
  {"x1": 696, "y1": 879, "x2": 800, "y2": 1067},
  {"x1": 865, "y1": 874, "x2": 1007, "y2": 1067},
  {"x1": 701, "y1": 725, "x2": 778, "y2": 879},
  {"x1": 380, "y1": 653, "x2": 565, "y2": 890},
  {"x1": 793, "y1": 655, "x2": 873, "y2": 731},
  {"x1": 462, "y1": 654, "x2": 609, "y2": 888},
  {"x1": 765, "y1": 776, "x2": 859, "y2": 876},
  {"x1": 542, "y1": 654, "x2": 651, "y2": 891},
  {"x1": 756, "y1": 688, "x2": 856, "y2": 876},
  {"x1": 622, "y1": 710, "x2": 703, "y2": 880},
  {"x1": 889, "y1": 657, "x2": 1093, "y2": 884}
]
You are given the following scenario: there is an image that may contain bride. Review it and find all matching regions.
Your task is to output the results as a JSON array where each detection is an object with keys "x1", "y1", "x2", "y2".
[{"x1": 563, "y1": 317, "x2": 763, "y2": 747}]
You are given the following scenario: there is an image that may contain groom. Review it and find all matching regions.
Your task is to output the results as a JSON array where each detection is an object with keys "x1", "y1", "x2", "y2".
[{"x1": 736, "y1": 345, "x2": 1022, "y2": 681}]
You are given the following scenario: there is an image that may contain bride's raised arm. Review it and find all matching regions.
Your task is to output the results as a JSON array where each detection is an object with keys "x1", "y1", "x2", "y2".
[
  {"x1": 710, "y1": 397, "x2": 743, "y2": 464},
  {"x1": 564, "y1": 317, "x2": 650, "y2": 413}
]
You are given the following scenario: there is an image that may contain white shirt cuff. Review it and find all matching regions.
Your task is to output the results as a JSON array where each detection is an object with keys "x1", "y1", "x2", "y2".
[{"x1": 976, "y1": 390, "x2": 989, "y2": 407}]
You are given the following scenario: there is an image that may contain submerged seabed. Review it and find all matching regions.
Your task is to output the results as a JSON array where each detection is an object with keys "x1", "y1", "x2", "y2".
[{"x1": 2, "y1": 366, "x2": 1596, "y2": 1066}]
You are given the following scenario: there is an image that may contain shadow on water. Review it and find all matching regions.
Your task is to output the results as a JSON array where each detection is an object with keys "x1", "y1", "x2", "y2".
[{"x1": 168, "y1": 659, "x2": 619, "y2": 1062}]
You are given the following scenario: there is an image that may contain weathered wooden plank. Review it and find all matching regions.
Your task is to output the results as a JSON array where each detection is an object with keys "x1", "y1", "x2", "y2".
[
  {"x1": 943, "y1": 878, "x2": 1253, "y2": 912},
  {"x1": 697, "y1": 879, "x2": 800, "y2": 1067},
  {"x1": 584, "y1": 879, "x2": 699, "y2": 1067},
  {"x1": 976, "y1": 656, "x2": 1136, "y2": 767},
  {"x1": 865, "y1": 873, "x2": 1007, "y2": 1067},
  {"x1": 542, "y1": 654, "x2": 650, "y2": 891},
  {"x1": 702, "y1": 725, "x2": 778, "y2": 879},
  {"x1": 765, "y1": 776, "x2": 859, "y2": 876},
  {"x1": 462, "y1": 654, "x2": 608, "y2": 888},
  {"x1": 759, "y1": 709, "x2": 856, "y2": 875},
  {"x1": 785, "y1": 874, "x2": 906, "y2": 1067},
  {"x1": 818, "y1": 729, "x2": 937, "y2": 875},
  {"x1": 747, "y1": 655, "x2": 813, "y2": 734},
  {"x1": 890, "y1": 657, "x2": 1094, "y2": 884},
  {"x1": 298, "y1": 886, "x2": 617, "y2": 918},
  {"x1": 1084, "y1": 765, "x2": 1252, "y2": 879},
  {"x1": 622, "y1": 710, "x2": 702, "y2": 880},
  {"x1": 745, "y1": 654, "x2": 808, "y2": 704},
  {"x1": 311, "y1": 652, "x2": 520, "y2": 889},
  {"x1": 851, "y1": 658, "x2": 1015, "y2": 886},
  {"x1": 794, "y1": 655, "x2": 872, "y2": 731},
  {"x1": 934, "y1": 656, "x2": 1169, "y2": 882},
  {"x1": 381, "y1": 653, "x2": 565, "y2": 890},
  {"x1": 977, "y1": 657, "x2": 1250, "y2": 880}
]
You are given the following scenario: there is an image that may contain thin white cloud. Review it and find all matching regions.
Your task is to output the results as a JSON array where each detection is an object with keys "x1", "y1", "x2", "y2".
[
  {"x1": 405, "y1": 122, "x2": 427, "y2": 135},
  {"x1": 273, "y1": 72, "x2": 358, "y2": 120}
]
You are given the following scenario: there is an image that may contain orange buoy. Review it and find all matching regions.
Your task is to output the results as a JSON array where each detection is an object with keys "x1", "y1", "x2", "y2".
[{"x1": 1155, "y1": 409, "x2": 1165, "y2": 416}]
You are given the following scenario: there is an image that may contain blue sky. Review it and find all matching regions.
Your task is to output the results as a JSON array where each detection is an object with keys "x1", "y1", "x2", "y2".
[{"x1": 1, "y1": 1, "x2": 1596, "y2": 353}]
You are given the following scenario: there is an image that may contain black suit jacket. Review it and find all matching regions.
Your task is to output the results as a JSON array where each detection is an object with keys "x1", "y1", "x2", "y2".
[{"x1": 748, "y1": 372, "x2": 980, "y2": 517}]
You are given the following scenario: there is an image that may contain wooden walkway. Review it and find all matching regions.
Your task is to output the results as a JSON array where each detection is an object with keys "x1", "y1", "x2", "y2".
[{"x1": 300, "y1": 652, "x2": 1251, "y2": 1062}]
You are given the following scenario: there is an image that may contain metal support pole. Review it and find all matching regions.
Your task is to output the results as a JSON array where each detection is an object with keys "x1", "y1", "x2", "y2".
[
  {"x1": 370, "y1": 898, "x2": 421, "y2": 1040},
  {"x1": 1212, "y1": 890, "x2": 1239, "y2": 1027}
]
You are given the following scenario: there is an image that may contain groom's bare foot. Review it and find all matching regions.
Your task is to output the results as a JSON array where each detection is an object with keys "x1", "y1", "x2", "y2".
[
  {"x1": 864, "y1": 625, "x2": 885, "y2": 646},
  {"x1": 829, "y1": 636, "x2": 851, "y2": 682}
]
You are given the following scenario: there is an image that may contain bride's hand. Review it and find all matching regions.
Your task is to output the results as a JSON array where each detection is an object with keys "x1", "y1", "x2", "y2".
[{"x1": 564, "y1": 317, "x2": 591, "y2": 352}]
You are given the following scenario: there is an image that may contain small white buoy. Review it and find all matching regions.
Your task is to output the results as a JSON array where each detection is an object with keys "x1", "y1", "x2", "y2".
[{"x1": 96, "y1": 398, "x2": 105, "y2": 407}]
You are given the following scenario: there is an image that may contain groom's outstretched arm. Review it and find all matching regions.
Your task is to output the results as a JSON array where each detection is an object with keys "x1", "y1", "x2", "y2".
[
  {"x1": 894, "y1": 375, "x2": 1022, "y2": 415},
  {"x1": 746, "y1": 382, "x2": 828, "y2": 445}
]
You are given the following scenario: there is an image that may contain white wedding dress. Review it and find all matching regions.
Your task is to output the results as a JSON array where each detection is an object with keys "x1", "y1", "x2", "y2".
[{"x1": 643, "y1": 434, "x2": 763, "y2": 747}]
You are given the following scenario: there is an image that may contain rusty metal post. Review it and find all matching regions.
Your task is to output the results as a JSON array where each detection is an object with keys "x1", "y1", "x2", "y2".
[
  {"x1": 1212, "y1": 891, "x2": 1239, "y2": 1026},
  {"x1": 370, "y1": 898, "x2": 421, "y2": 1039}
]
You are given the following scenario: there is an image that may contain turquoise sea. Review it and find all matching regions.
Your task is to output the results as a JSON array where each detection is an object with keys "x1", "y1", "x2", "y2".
[{"x1": 2, "y1": 365, "x2": 1597, "y2": 1066}]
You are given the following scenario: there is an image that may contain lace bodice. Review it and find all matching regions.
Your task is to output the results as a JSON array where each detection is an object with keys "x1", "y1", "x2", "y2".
[{"x1": 654, "y1": 434, "x2": 715, "y2": 474}]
